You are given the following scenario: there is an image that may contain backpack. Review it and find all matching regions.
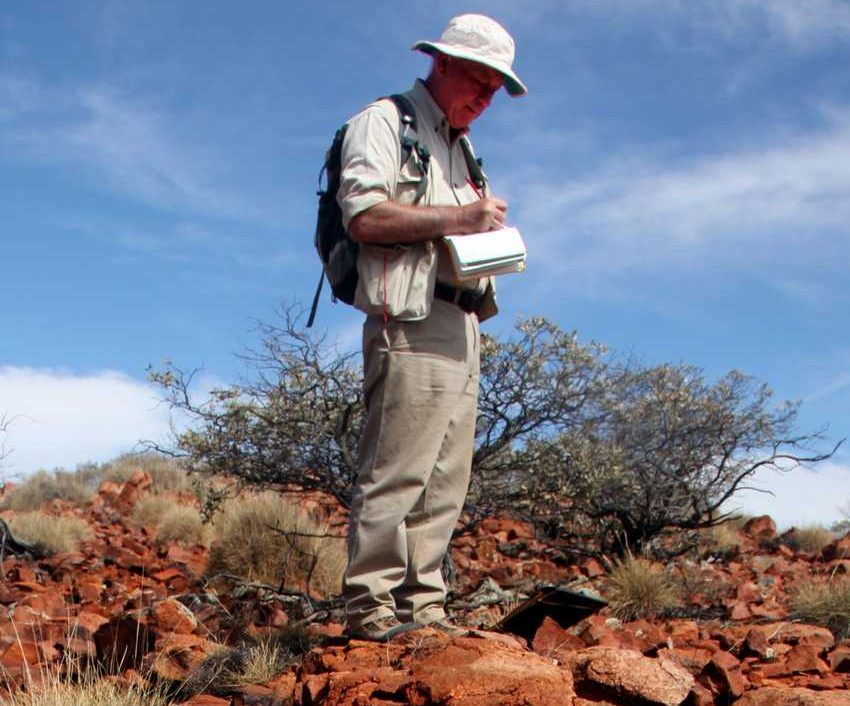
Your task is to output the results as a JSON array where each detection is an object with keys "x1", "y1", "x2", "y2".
[
  {"x1": 307, "y1": 94, "x2": 429, "y2": 327},
  {"x1": 306, "y1": 94, "x2": 488, "y2": 327}
]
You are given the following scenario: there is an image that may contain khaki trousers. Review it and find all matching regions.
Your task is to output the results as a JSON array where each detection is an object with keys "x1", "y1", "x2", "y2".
[{"x1": 344, "y1": 299, "x2": 480, "y2": 628}]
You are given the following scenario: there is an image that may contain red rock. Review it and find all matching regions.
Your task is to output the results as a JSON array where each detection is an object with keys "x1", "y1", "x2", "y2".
[
  {"x1": 780, "y1": 624, "x2": 835, "y2": 652},
  {"x1": 745, "y1": 625, "x2": 774, "y2": 658},
  {"x1": 532, "y1": 616, "x2": 586, "y2": 659},
  {"x1": 568, "y1": 646, "x2": 693, "y2": 706},
  {"x1": 786, "y1": 644, "x2": 831, "y2": 674},
  {"x1": 405, "y1": 633, "x2": 574, "y2": 706},
  {"x1": 178, "y1": 696, "x2": 230, "y2": 706},
  {"x1": 77, "y1": 577, "x2": 104, "y2": 603},
  {"x1": 821, "y1": 536, "x2": 850, "y2": 561},
  {"x1": 736, "y1": 686, "x2": 850, "y2": 705},
  {"x1": 301, "y1": 674, "x2": 330, "y2": 706},
  {"x1": 701, "y1": 650, "x2": 748, "y2": 699},
  {"x1": 743, "y1": 516, "x2": 777, "y2": 541},
  {"x1": 829, "y1": 645, "x2": 850, "y2": 672},
  {"x1": 657, "y1": 646, "x2": 715, "y2": 674},
  {"x1": 730, "y1": 599, "x2": 753, "y2": 620},
  {"x1": 151, "y1": 598, "x2": 198, "y2": 634}
]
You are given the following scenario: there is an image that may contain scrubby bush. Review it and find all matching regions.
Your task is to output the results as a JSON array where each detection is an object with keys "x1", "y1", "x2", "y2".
[
  {"x1": 206, "y1": 492, "x2": 345, "y2": 598},
  {"x1": 790, "y1": 577, "x2": 850, "y2": 640},
  {"x1": 7, "y1": 512, "x2": 92, "y2": 554},
  {"x1": 152, "y1": 307, "x2": 835, "y2": 557},
  {"x1": 131, "y1": 494, "x2": 179, "y2": 530},
  {"x1": 1, "y1": 470, "x2": 93, "y2": 511},
  {"x1": 605, "y1": 555, "x2": 680, "y2": 621}
]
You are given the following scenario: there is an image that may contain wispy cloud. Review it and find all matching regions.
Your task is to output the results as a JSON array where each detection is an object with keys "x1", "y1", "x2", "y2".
[
  {"x1": 1, "y1": 76, "x2": 262, "y2": 221},
  {"x1": 514, "y1": 108, "x2": 850, "y2": 289}
]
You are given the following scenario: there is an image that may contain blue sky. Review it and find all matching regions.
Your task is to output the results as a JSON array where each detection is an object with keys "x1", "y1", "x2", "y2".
[{"x1": 2, "y1": 0, "x2": 849, "y2": 528}]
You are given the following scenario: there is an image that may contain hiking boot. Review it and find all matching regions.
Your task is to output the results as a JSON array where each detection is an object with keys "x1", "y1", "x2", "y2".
[
  {"x1": 346, "y1": 616, "x2": 417, "y2": 642},
  {"x1": 424, "y1": 618, "x2": 469, "y2": 638}
]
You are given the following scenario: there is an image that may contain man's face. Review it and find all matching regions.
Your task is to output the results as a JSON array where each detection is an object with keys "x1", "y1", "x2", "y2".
[{"x1": 439, "y1": 57, "x2": 505, "y2": 129}]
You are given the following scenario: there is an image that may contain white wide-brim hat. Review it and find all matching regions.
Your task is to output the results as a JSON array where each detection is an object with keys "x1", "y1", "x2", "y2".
[{"x1": 412, "y1": 14, "x2": 527, "y2": 97}]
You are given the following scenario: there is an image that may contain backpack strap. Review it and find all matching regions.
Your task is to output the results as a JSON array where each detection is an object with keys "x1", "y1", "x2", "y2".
[
  {"x1": 459, "y1": 135, "x2": 487, "y2": 194},
  {"x1": 389, "y1": 94, "x2": 430, "y2": 204}
]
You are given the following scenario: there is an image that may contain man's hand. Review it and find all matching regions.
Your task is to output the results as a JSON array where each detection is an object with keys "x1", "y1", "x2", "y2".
[{"x1": 455, "y1": 197, "x2": 508, "y2": 234}]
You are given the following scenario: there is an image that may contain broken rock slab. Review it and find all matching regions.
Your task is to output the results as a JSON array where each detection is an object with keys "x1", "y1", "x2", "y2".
[
  {"x1": 567, "y1": 646, "x2": 694, "y2": 706},
  {"x1": 735, "y1": 686, "x2": 850, "y2": 706}
]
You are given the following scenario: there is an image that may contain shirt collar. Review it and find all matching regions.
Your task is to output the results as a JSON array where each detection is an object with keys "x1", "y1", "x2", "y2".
[{"x1": 410, "y1": 79, "x2": 469, "y2": 142}]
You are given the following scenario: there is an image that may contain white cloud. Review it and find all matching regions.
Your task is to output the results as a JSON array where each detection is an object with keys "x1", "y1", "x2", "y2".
[
  {"x1": 728, "y1": 460, "x2": 850, "y2": 530},
  {"x1": 0, "y1": 366, "x2": 174, "y2": 478},
  {"x1": 515, "y1": 110, "x2": 850, "y2": 286}
]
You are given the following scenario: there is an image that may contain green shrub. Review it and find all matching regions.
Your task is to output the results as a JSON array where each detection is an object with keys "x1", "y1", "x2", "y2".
[
  {"x1": 790, "y1": 577, "x2": 850, "y2": 640},
  {"x1": 206, "y1": 492, "x2": 345, "y2": 598},
  {"x1": 605, "y1": 555, "x2": 680, "y2": 621},
  {"x1": 7, "y1": 512, "x2": 92, "y2": 554},
  {"x1": 2, "y1": 470, "x2": 92, "y2": 511}
]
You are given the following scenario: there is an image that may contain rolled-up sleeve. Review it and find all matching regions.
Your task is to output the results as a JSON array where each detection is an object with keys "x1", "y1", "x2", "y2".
[{"x1": 337, "y1": 103, "x2": 400, "y2": 230}]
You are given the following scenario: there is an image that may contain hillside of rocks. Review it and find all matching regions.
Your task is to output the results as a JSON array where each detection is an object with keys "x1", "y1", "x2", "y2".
[{"x1": 1, "y1": 468, "x2": 849, "y2": 705}]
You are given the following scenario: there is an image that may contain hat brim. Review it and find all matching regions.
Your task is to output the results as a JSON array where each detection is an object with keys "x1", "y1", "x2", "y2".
[{"x1": 413, "y1": 40, "x2": 527, "y2": 97}]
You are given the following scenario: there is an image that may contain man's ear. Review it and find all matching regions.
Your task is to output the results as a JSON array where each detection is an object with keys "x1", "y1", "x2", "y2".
[{"x1": 434, "y1": 53, "x2": 451, "y2": 76}]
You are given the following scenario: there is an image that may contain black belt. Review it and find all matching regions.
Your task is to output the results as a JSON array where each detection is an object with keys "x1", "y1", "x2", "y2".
[{"x1": 434, "y1": 281, "x2": 484, "y2": 314}]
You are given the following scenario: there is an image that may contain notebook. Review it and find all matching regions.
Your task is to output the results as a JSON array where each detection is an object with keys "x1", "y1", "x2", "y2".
[{"x1": 442, "y1": 226, "x2": 527, "y2": 281}]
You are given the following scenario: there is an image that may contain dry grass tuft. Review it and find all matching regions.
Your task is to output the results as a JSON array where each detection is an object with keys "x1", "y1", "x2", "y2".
[
  {"x1": 7, "y1": 512, "x2": 92, "y2": 554},
  {"x1": 131, "y1": 494, "x2": 180, "y2": 530},
  {"x1": 790, "y1": 577, "x2": 850, "y2": 640},
  {"x1": 2, "y1": 679, "x2": 171, "y2": 706},
  {"x1": 131, "y1": 495, "x2": 209, "y2": 547},
  {"x1": 785, "y1": 525, "x2": 835, "y2": 554},
  {"x1": 605, "y1": 555, "x2": 680, "y2": 622},
  {"x1": 99, "y1": 452, "x2": 191, "y2": 493},
  {"x1": 1, "y1": 470, "x2": 93, "y2": 511},
  {"x1": 155, "y1": 505, "x2": 210, "y2": 547},
  {"x1": 184, "y1": 626, "x2": 316, "y2": 696},
  {"x1": 206, "y1": 492, "x2": 345, "y2": 598}
]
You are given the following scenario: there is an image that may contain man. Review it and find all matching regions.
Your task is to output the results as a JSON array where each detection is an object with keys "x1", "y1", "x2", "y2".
[{"x1": 337, "y1": 13, "x2": 527, "y2": 642}]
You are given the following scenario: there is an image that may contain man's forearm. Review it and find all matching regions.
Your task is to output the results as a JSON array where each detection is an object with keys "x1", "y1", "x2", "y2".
[
  {"x1": 349, "y1": 201, "x2": 462, "y2": 244},
  {"x1": 349, "y1": 197, "x2": 507, "y2": 245}
]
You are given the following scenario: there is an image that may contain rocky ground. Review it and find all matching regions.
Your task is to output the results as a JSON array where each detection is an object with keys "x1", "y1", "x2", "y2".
[{"x1": 1, "y1": 469, "x2": 849, "y2": 705}]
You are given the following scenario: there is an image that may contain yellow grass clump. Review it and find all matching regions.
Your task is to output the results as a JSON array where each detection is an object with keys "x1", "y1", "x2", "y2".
[
  {"x1": 1, "y1": 470, "x2": 92, "y2": 511},
  {"x1": 605, "y1": 555, "x2": 680, "y2": 622},
  {"x1": 206, "y1": 492, "x2": 345, "y2": 598},
  {"x1": 131, "y1": 494, "x2": 210, "y2": 547},
  {"x1": 790, "y1": 577, "x2": 850, "y2": 640},
  {"x1": 7, "y1": 512, "x2": 92, "y2": 554}
]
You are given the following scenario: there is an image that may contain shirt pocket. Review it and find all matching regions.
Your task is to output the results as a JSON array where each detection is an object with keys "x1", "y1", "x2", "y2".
[
  {"x1": 393, "y1": 158, "x2": 427, "y2": 206},
  {"x1": 355, "y1": 241, "x2": 436, "y2": 320}
]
